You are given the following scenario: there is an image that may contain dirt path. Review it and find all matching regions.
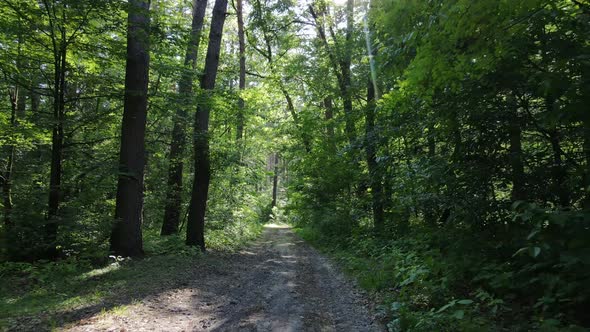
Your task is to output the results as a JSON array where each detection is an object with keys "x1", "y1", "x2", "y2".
[{"x1": 65, "y1": 224, "x2": 383, "y2": 332}]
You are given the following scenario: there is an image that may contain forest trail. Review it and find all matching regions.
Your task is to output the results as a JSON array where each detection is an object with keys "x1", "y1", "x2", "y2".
[{"x1": 65, "y1": 224, "x2": 383, "y2": 332}]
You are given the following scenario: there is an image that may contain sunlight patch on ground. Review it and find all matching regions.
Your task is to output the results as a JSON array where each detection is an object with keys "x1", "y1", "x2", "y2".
[
  {"x1": 264, "y1": 223, "x2": 290, "y2": 229},
  {"x1": 79, "y1": 263, "x2": 120, "y2": 280}
]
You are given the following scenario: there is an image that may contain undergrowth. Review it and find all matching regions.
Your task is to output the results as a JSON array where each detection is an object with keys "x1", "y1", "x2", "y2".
[{"x1": 294, "y1": 218, "x2": 589, "y2": 332}]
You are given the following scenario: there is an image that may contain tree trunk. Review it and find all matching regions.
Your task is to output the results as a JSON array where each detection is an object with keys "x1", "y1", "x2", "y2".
[
  {"x1": 583, "y1": 69, "x2": 590, "y2": 209},
  {"x1": 110, "y1": 0, "x2": 151, "y2": 257},
  {"x1": 544, "y1": 97, "x2": 569, "y2": 207},
  {"x1": 271, "y1": 153, "x2": 279, "y2": 208},
  {"x1": 341, "y1": 0, "x2": 355, "y2": 145},
  {"x1": 508, "y1": 98, "x2": 526, "y2": 201},
  {"x1": 324, "y1": 96, "x2": 336, "y2": 152},
  {"x1": 186, "y1": 0, "x2": 228, "y2": 251},
  {"x1": 236, "y1": 0, "x2": 246, "y2": 141},
  {"x1": 309, "y1": 1, "x2": 355, "y2": 146},
  {"x1": 365, "y1": 79, "x2": 384, "y2": 233},
  {"x1": 424, "y1": 123, "x2": 436, "y2": 224},
  {"x1": 584, "y1": 116, "x2": 590, "y2": 209},
  {"x1": 46, "y1": 22, "x2": 67, "y2": 260},
  {"x1": 549, "y1": 132, "x2": 569, "y2": 207},
  {"x1": 2, "y1": 89, "x2": 18, "y2": 228},
  {"x1": 161, "y1": 0, "x2": 208, "y2": 236}
]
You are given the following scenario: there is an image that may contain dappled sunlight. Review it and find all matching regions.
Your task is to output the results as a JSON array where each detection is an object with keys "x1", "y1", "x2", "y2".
[
  {"x1": 79, "y1": 263, "x2": 120, "y2": 281},
  {"x1": 4, "y1": 217, "x2": 378, "y2": 331},
  {"x1": 264, "y1": 223, "x2": 291, "y2": 229}
]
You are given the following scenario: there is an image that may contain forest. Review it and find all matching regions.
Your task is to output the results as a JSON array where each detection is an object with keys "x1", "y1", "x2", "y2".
[{"x1": 1, "y1": 0, "x2": 589, "y2": 331}]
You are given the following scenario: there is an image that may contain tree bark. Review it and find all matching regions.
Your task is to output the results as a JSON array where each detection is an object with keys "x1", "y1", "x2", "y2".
[
  {"x1": 271, "y1": 153, "x2": 279, "y2": 208},
  {"x1": 110, "y1": 0, "x2": 151, "y2": 257},
  {"x1": 161, "y1": 0, "x2": 208, "y2": 236},
  {"x1": 236, "y1": 0, "x2": 246, "y2": 141},
  {"x1": 186, "y1": 0, "x2": 229, "y2": 250}
]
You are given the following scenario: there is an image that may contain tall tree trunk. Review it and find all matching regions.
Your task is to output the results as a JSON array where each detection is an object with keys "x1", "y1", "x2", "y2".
[
  {"x1": 545, "y1": 97, "x2": 569, "y2": 207},
  {"x1": 186, "y1": 0, "x2": 229, "y2": 250},
  {"x1": 582, "y1": 69, "x2": 590, "y2": 209},
  {"x1": 309, "y1": 1, "x2": 355, "y2": 146},
  {"x1": 236, "y1": 0, "x2": 246, "y2": 141},
  {"x1": 46, "y1": 20, "x2": 67, "y2": 260},
  {"x1": 549, "y1": 132, "x2": 569, "y2": 207},
  {"x1": 271, "y1": 153, "x2": 279, "y2": 208},
  {"x1": 341, "y1": 0, "x2": 355, "y2": 145},
  {"x1": 584, "y1": 115, "x2": 590, "y2": 209},
  {"x1": 110, "y1": 0, "x2": 151, "y2": 257},
  {"x1": 161, "y1": 0, "x2": 208, "y2": 236},
  {"x1": 508, "y1": 97, "x2": 526, "y2": 201},
  {"x1": 424, "y1": 123, "x2": 436, "y2": 224},
  {"x1": 324, "y1": 96, "x2": 336, "y2": 152},
  {"x1": 251, "y1": 0, "x2": 309, "y2": 152},
  {"x1": 365, "y1": 78, "x2": 384, "y2": 233},
  {"x1": 2, "y1": 89, "x2": 18, "y2": 228}
]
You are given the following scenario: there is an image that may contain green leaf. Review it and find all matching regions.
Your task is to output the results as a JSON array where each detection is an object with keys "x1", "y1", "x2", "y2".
[
  {"x1": 526, "y1": 229, "x2": 539, "y2": 240},
  {"x1": 452, "y1": 310, "x2": 465, "y2": 319},
  {"x1": 513, "y1": 247, "x2": 528, "y2": 257},
  {"x1": 529, "y1": 246, "x2": 541, "y2": 258},
  {"x1": 457, "y1": 299, "x2": 473, "y2": 305}
]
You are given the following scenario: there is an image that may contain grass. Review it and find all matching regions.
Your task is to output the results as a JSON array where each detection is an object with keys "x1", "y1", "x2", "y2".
[{"x1": 0, "y1": 221, "x2": 263, "y2": 331}]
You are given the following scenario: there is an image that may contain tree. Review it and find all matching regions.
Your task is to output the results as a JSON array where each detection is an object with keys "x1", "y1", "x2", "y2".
[
  {"x1": 110, "y1": 0, "x2": 151, "y2": 257},
  {"x1": 161, "y1": 0, "x2": 208, "y2": 236},
  {"x1": 235, "y1": 0, "x2": 246, "y2": 141},
  {"x1": 186, "y1": 0, "x2": 229, "y2": 250}
]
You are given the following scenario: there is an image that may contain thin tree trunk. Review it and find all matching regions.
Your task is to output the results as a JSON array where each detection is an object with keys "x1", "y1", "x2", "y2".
[
  {"x1": 583, "y1": 69, "x2": 590, "y2": 209},
  {"x1": 324, "y1": 96, "x2": 336, "y2": 152},
  {"x1": 365, "y1": 78, "x2": 384, "y2": 233},
  {"x1": 271, "y1": 153, "x2": 279, "y2": 208},
  {"x1": 2, "y1": 89, "x2": 18, "y2": 228},
  {"x1": 544, "y1": 97, "x2": 569, "y2": 207},
  {"x1": 424, "y1": 123, "x2": 436, "y2": 224},
  {"x1": 549, "y1": 132, "x2": 569, "y2": 207},
  {"x1": 110, "y1": 0, "x2": 151, "y2": 257},
  {"x1": 236, "y1": 0, "x2": 246, "y2": 141},
  {"x1": 341, "y1": 0, "x2": 355, "y2": 144},
  {"x1": 161, "y1": 0, "x2": 208, "y2": 236},
  {"x1": 46, "y1": 19, "x2": 67, "y2": 260},
  {"x1": 509, "y1": 122, "x2": 526, "y2": 201},
  {"x1": 186, "y1": 0, "x2": 229, "y2": 251},
  {"x1": 309, "y1": 1, "x2": 356, "y2": 145},
  {"x1": 251, "y1": 0, "x2": 309, "y2": 152},
  {"x1": 584, "y1": 116, "x2": 590, "y2": 209}
]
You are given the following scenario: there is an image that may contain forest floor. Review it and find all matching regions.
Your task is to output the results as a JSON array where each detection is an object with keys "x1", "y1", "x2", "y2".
[{"x1": 6, "y1": 224, "x2": 383, "y2": 331}]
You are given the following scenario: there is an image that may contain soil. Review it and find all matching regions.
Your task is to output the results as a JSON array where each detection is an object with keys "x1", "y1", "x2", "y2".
[{"x1": 63, "y1": 224, "x2": 384, "y2": 331}]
